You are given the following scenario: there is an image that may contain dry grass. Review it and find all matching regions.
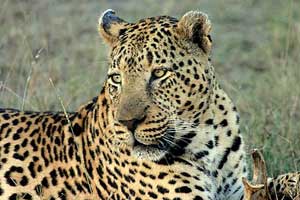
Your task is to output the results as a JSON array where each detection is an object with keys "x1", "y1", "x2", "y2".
[{"x1": 0, "y1": 0, "x2": 299, "y2": 175}]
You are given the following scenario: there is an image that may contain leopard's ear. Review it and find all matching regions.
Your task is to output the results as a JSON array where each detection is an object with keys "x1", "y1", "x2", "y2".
[
  {"x1": 98, "y1": 9, "x2": 128, "y2": 46},
  {"x1": 177, "y1": 11, "x2": 212, "y2": 54},
  {"x1": 242, "y1": 177, "x2": 265, "y2": 200},
  {"x1": 251, "y1": 149, "x2": 268, "y2": 185}
]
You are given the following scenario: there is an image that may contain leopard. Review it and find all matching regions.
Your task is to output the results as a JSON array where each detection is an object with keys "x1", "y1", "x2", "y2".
[
  {"x1": 100, "y1": 9, "x2": 247, "y2": 200},
  {"x1": 0, "y1": 87, "x2": 216, "y2": 200},
  {"x1": 0, "y1": 9, "x2": 248, "y2": 200},
  {"x1": 244, "y1": 172, "x2": 300, "y2": 200},
  {"x1": 243, "y1": 150, "x2": 300, "y2": 200}
]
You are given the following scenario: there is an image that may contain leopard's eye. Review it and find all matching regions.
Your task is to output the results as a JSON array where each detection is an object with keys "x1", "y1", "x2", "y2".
[
  {"x1": 152, "y1": 69, "x2": 167, "y2": 79},
  {"x1": 110, "y1": 74, "x2": 122, "y2": 84}
]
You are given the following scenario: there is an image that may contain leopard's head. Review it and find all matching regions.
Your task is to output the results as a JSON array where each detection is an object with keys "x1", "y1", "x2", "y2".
[{"x1": 99, "y1": 10, "x2": 215, "y2": 161}]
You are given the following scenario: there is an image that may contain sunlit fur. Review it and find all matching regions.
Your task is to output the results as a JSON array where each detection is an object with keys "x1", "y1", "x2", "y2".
[
  {"x1": 100, "y1": 10, "x2": 247, "y2": 199},
  {"x1": 0, "y1": 83, "x2": 218, "y2": 199},
  {"x1": 1, "y1": 10, "x2": 250, "y2": 200}
]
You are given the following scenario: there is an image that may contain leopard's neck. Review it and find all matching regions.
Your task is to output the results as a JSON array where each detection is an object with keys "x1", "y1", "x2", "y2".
[{"x1": 69, "y1": 90, "x2": 135, "y2": 197}]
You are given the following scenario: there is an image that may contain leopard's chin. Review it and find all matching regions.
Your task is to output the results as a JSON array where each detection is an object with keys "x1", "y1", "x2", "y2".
[
  {"x1": 120, "y1": 123, "x2": 174, "y2": 161},
  {"x1": 132, "y1": 144, "x2": 167, "y2": 162},
  {"x1": 130, "y1": 135, "x2": 170, "y2": 161}
]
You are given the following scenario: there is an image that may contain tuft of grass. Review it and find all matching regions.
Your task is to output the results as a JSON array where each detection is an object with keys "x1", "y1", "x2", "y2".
[{"x1": 0, "y1": 0, "x2": 299, "y2": 175}]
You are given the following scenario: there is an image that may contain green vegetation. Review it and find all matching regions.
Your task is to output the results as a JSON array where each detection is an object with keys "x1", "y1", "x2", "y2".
[{"x1": 0, "y1": 0, "x2": 299, "y2": 175}]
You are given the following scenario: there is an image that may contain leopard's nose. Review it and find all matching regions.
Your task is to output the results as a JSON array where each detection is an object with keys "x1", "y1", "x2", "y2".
[
  {"x1": 119, "y1": 119, "x2": 138, "y2": 133},
  {"x1": 119, "y1": 116, "x2": 146, "y2": 133}
]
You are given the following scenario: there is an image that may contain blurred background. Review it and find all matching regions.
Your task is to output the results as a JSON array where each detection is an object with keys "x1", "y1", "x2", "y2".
[{"x1": 0, "y1": 0, "x2": 299, "y2": 175}]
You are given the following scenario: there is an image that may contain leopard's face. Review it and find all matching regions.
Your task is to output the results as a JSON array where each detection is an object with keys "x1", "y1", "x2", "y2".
[{"x1": 99, "y1": 10, "x2": 214, "y2": 161}]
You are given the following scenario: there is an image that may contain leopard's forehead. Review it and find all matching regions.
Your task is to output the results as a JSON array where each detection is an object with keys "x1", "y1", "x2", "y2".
[
  {"x1": 110, "y1": 16, "x2": 182, "y2": 71},
  {"x1": 121, "y1": 16, "x2": 178, "y2": 42}
]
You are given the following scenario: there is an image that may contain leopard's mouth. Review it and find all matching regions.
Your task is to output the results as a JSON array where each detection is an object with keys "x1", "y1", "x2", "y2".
[
  {"x1": 131, "y1": 128, "x2": 174, "y2": 161},
  {"x1": 131, "y1": 139, "x2": 169, "y2": 161},
  {"x1": 119, "y1": 118, "x2": 176, "y2": 161},
  {"x1": 132, "y1": 136, "x2": 170, "y2": 150}
]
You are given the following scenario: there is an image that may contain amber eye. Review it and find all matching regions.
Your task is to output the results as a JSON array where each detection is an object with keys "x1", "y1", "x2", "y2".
[
  {"x1": 110, "y1": 74, "x2": 122, "y2": 84},
  {"x1": 152, "y1": 69, "x2": 167, "y2": 79}
]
